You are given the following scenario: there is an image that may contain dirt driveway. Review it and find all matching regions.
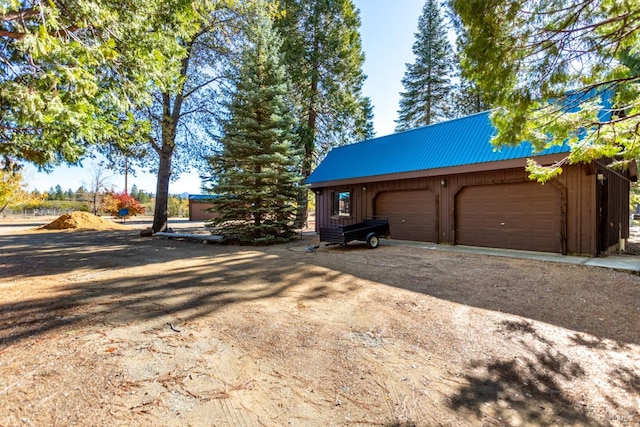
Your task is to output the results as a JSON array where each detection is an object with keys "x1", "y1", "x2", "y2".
[{"x1": 0, "y1": 219, "x2": 639, "y2": 426}]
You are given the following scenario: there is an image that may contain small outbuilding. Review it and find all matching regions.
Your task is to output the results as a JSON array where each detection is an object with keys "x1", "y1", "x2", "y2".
[
  {"x1": 188, "y1": 194, "x2": 218, "y2": 222},
  {"x1": 307, "y1": 111, "x2": 636, "y2": 256}
]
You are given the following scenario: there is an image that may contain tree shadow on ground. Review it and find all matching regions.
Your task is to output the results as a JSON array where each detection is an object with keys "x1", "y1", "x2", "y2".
[
  {"x1": 0, "y1": 232, "x2": 352, "y2": 348},
  {"x1": 448, "y1": 320, "x2": 639, "y2": 426},
  {"x1": 311, "y1": 243, "x2": 640, "y2": 347},
  {"x1": 1, "y1": 231, "x2": 638, "y2": 426},
  {"x1": 0, "y1": 230, "x2": 174, "y2": 279},
  {"x1": 304, "y1": 243, "x2": 640, "y2": 425}
]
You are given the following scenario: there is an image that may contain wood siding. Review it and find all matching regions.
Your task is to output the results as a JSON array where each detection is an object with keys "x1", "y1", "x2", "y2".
[
  {"x1": 312, "y1": 163, "x2": 631, "y2": 256},
  {"x1": 188, "y1": 201, "x2": 217, "y2": 221},
  {"x1": 596, "y1": 164, "x2": 631, "y2": 253}
]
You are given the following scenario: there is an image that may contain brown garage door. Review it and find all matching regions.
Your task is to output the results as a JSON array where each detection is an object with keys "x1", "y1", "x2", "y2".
[
  {"x1": 456, "y1": 182, "x2": 562, "y2": 253},
  {"x1": 375, "y1": 190, "x2": 437, "y2": 242}
]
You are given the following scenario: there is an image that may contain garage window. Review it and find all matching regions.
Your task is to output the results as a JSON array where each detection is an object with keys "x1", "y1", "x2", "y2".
[{"x1": 333, "y1": 191, "x2": 351, "y2": 217}]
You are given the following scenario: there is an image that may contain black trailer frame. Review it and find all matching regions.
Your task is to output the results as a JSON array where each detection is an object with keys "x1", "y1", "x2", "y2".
[{"x1": 319, "y1": 217, "x2": 390, "y2": 249}]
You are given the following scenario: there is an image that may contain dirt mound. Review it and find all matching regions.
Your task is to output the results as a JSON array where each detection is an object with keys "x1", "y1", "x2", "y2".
[{"x1": 39, "y1": 211, "x2": 129, "y2": 231}]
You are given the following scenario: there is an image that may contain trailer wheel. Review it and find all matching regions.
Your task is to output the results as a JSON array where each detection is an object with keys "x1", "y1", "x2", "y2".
[{"x1": 366, "y1": 233, "x2": 380, "y2": 249}]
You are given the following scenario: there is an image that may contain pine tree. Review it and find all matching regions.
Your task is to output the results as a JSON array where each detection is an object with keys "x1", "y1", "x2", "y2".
[
  {"x1": 54, "y1": 185, "x2": 64, "y2": 201},
  {"x1": 447, "y1": 3, "x2": 492, "y2": 117},
  {"x1": 203, "y1": 12, "x2": 302, "y2": 244},
  {"x1": 275, "y1": 0, "x2": 374, "y2": 224},
  {"x1": 396, "y1": 0, "x2": 454, "y2": 132},
  {"x1": 450, "y1": 74, "x2": 492, "y2": 117},
  {"x1": 130, "y1": 185, "x2": 140, "y2": 201},
  {"x1": 275, "y1": 0, "x2": 374, "y2": 167}
]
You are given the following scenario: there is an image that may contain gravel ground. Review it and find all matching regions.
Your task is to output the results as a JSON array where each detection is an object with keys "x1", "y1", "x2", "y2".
[{"x1": 0, "y1": 216, "x2": 638, "y2": 426}]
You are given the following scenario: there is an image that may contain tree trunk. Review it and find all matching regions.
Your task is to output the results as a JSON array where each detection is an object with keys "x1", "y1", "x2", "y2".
[
  {"x1": 150, "y1": 52, "x2": 189, "y2": 233},
  {"x1": 93, "y1": 193, "x2": 98, "y2": 215},
  {"x1": 295, "y1": 106, "x2": 316, "y2": 228},
  {"x1": 295, "y1": 12, "x2": 321, "y2": 228},
  {"x1": 152, "y1": 92, "x2": 177, "y2": 232},
  {"x1": 152, "y1": 143, "x2": 173, "y2": 232}
]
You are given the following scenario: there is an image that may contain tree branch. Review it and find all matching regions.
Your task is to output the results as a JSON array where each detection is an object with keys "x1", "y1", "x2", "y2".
[
  {"x1": 0, "y1": 24, "x2": 81, "y2": 40},
  {"x1": 182, "y1": 75, "x2": 223, "y2": 100},
  {"x1": 0, "y1": 29, "x2": 26, "y2": 40},
  {"x1": 591, "y1": 111, "x2": 640, "y2": 128},
  {"x1": 149, "y1": 136, "x2": 161, "y2": 153},
  {"x1": 0, "y1": 7, "x2": 39, "y2": 22}
]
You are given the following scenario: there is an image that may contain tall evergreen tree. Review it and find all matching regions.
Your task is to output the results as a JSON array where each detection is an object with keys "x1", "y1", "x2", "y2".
[
  {"x1": 130, "y1": 184, "x2": 141, "y2": 202},
  {"x1": 203, "y1": 11, "x2": 302, "y2": 244},
  {"x1": 275, "y1": 0, "x2": 373, "y2": 225},
  {"x1": 446, "y1": 2, "x2": 492, "y2": 117},
  {"x1": 396, "y1": 0, "x2": 454, "y2": 132},
  {"x1": 450, "y1": 77, "x2": 492, "y2": 117},
  {"x1": 275, "y1": 0, "x2": 373, "y2": 175},
  {"x1": 54, "y1": 185, "x2": 64, "y2": 201}
]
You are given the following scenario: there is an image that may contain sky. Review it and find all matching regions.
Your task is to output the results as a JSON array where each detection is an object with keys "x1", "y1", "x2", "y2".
[{"x1": 24, "y1": 0, "x2": 426, "y2": 195}]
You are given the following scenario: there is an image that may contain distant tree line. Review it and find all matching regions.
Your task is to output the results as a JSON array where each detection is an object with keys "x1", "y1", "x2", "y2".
[
  {"x1": 37, "y1": 184, "x2": 153, "y2": 204},
  {"x1": 5, "y1": 184, "x2": 188, "y2": 218}
]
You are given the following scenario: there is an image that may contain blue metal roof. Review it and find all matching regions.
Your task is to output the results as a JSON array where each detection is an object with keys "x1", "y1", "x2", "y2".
[
  {"x1": 189, "y1": 194, "x2": 220, "y2": 200},
  {"x1": 307, "y1": 111, "x2": 571, "y2": 185}
]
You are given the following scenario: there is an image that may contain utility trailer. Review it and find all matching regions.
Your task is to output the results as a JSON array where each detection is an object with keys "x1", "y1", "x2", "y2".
[{"x1": 319, "y1": 217, "x2": 390, "y2": 249}]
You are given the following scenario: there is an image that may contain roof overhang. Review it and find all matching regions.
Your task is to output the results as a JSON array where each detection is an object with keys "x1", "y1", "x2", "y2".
[
  {"x1": 308, "y1": 153, "x2": 568, "y2": 188},
  {"x1": 594, "y1": 158, "x2": 639, "y2": 182}
]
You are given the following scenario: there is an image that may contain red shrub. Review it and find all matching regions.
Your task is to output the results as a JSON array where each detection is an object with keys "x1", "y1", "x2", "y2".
[{"x1": 103, "y1": 191, "x2": 145, "y2": 217}]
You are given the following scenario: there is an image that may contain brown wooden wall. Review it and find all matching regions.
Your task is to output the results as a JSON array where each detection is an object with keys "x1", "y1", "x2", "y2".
[
  {"x1": 312, "y1": 163, "x2": 630, "y2": 256},
  {"x1": 558, "y1": 163, "x2": 596, "y2": 255},
  {"x1": 188, "y1": 201, "x2": 217, "y2": 221},
  {"x1": 596, "y1": 163, "x2": 631, "y2": 252}
]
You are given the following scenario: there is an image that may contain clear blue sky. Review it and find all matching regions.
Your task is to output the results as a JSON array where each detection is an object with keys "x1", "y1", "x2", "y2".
[{"x1": 24, "y1": 0, "x2": 425, "y2": 195}]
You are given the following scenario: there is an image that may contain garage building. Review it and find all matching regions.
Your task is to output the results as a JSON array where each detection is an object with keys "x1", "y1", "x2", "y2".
[{"x1": 307, "y1": 111, "x2": 635, "y2": 256}]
